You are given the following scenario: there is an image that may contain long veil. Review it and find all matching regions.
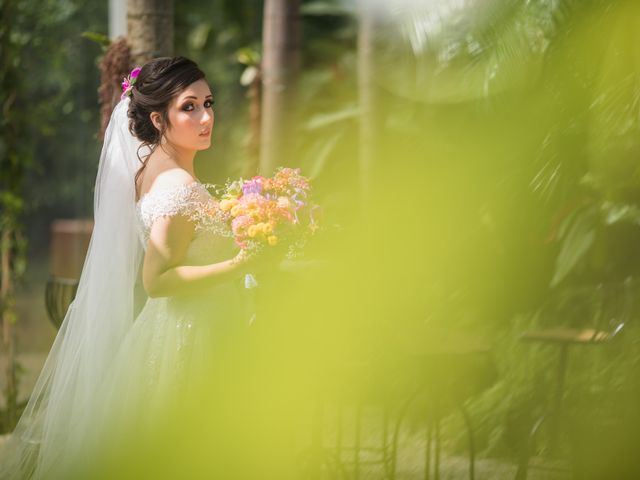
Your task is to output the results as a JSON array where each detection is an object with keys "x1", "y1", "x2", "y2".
[{"x1": 0, "y1": 97, "x2": 144, "y2": 479}]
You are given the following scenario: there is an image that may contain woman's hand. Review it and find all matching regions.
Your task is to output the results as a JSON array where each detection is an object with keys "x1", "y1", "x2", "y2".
[
  {"x1": 233, "y1": 245, "x2": 287, "y2": 274},
  {"x1": 232, "y1": 248, "x2": 253, "y2": 266}
]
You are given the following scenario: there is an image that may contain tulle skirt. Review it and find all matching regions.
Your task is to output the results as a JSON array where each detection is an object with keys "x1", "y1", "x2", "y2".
[
  {"x1": 2, "y1": 276, "x2": 298, "y2": 480},
  {"x1": 51, "y1": 280, "x2": 286, "y2": 479}
]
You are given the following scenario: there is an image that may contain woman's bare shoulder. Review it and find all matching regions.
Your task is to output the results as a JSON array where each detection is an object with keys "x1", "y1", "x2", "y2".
[
  {"x1": 150, "y1": 167, "x2": 197, "y2": 191},
  {"x1": 138, "y1": 165, "x2": 198, "y2": 201}
]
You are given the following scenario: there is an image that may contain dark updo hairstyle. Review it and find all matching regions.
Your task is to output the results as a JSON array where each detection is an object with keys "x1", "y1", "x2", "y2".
[{"x1": 127, "y1": 56, "x2": 206, "y2": 187}]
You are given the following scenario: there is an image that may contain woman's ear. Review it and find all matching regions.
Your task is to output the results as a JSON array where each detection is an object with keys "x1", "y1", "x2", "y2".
[{"x1": 150, "y1": 112, "x2": 163, "y2": 132}]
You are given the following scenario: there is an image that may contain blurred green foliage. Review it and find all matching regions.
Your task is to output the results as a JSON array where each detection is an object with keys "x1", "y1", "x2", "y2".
[
  {"x1": 2, "y1": 0, "x2": 107, "y2": 252},
  {"x1": 350, "y1": 0, "x2": 640, "y2": 470},
  {"x1": 6, "y1": 0, "x2": 640, "y2": 474}
]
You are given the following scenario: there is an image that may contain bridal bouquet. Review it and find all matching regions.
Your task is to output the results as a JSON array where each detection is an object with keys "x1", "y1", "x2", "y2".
[{"x1": 216, "y1": 168, "x2": 320, "y2": 257}]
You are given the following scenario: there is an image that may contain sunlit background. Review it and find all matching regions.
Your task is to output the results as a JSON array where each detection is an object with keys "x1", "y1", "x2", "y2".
[{"x1": 2, "y1": 0, "x2": 640, "y2": 478}]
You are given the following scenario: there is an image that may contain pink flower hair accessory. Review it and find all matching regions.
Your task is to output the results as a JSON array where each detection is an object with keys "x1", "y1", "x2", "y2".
[{"x1": 121, "y1": 67, "x2": 141, "y2": 99}]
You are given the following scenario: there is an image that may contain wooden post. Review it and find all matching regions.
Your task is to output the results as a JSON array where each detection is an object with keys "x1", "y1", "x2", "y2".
[
  {"x1": 50, "y1": 220, "x2": 93, "y2": 280},
  {"x1": 357, "y1": 0, "x2": 379, "y2": 217},
  {"x1": 127, "y1": 0, "x2": 174, "y2": 65},
  {"x1": 259, "y1": 0, "x2": 301, "y2": 176}
]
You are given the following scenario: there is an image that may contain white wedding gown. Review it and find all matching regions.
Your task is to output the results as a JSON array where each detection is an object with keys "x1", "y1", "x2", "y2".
[
  {"x1": 77, "y1": 181, "x2": 258, "y2": 477},
  {"x1": 125, "y1": 180, "x2": 254, "y2": 406},
  {"x1": 2, "y1": 181, "x2": 259, "y2": 479}
]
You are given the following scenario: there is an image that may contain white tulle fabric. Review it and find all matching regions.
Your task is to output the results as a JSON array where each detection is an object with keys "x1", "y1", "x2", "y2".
[{"x1": 0, "y1": 98, "x2": 144, "y2": 479}]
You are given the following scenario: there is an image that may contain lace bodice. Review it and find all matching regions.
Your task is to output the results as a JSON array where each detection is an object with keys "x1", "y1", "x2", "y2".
[
  {"x1": 136, "y1": 182, "x2": 237, "y2": 266},
  {"x1": 137, "y1": 182, "x2": 211, "y2": 240}
]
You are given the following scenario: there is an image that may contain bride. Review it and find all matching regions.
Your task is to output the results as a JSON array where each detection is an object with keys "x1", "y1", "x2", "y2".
[{"x1": 0, "y1": 56, "x2": 279, "y2": 479}]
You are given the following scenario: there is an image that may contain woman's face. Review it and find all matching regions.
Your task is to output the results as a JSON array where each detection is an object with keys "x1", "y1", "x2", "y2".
[{"x1": 162, "y1": 79, "x2": 214, "y2": 151}]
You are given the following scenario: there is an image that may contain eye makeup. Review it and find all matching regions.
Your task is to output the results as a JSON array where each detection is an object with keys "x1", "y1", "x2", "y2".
[{"x1": 180, "y1": 97, "x2": 214, "y2": 112}]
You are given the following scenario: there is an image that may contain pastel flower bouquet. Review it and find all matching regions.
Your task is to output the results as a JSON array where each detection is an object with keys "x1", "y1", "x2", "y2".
[{"x1": 216, "y1": 167, "x2": 320, "y2": 258}]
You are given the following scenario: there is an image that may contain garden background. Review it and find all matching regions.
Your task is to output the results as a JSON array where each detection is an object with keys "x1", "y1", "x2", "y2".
[{"x1": 2, "y1": 0, "x2": 640, "y2": 478}]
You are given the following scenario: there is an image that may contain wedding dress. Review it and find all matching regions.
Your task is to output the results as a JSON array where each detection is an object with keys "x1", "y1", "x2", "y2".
[
  {"x1": 71, "y1": 182, "x2": 258, "y2": 479},
  {"x1": 0, "y1": 98, "x2": 258, "y2": 479}
]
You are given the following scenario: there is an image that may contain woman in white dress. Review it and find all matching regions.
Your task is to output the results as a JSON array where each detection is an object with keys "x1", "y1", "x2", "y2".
[{"x1": 0, "y1": 56, "x2": 280, "y2": 479}]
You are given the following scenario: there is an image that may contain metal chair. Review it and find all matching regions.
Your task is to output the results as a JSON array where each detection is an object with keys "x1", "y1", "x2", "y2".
[
  {"x1": 388, "y1": 326, "x2": 495, "y2": 480},
  {"x1": 44, "y1": 277, "x2": 79, "y2": 328},
  {"x1": 45, "y1": 219, "x2": 92, "y2": 328},
  {"x1": 300, "y1": 359, "x2": 395, "y2": 480},
  {"x1": 515, "y1": 278, "x2": 633, "y2": 480},
  {"x1": 334, "y1": 360, "x2": 394, "y2": 479},
  {"x1": 301, "y1": 325, "x2": 495, "y2": 480}
]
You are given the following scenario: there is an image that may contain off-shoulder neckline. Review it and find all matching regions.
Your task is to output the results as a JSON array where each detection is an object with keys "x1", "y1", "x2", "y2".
[{"x1": 136, "y1": 180, "x2": 204, "y2": 206}]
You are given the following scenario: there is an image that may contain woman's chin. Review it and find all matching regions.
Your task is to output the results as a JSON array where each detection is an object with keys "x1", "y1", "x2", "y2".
[{"x1": 197, "y1": 139, "x2": 212, "y2": 150}]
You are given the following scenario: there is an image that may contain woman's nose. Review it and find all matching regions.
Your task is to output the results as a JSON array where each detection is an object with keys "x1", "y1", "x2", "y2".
[{"x1": 201, "y1": 109, "x2": 213, "y2": 125}]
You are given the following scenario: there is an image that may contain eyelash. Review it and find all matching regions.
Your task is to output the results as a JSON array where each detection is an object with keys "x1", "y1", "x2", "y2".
[{"x1": 182, "y1": 100, "x2": 214, "y2": 111}]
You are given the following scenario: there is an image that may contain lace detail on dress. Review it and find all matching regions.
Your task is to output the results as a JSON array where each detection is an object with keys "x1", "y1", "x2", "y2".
[{"x1": 136, "y1": 182, "x2": 230, "y2": 246}]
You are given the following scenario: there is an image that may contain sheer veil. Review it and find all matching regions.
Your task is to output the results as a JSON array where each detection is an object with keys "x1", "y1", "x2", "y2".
[{"x1": 0, "y1": 97, "x2": 144, "y2": 479}]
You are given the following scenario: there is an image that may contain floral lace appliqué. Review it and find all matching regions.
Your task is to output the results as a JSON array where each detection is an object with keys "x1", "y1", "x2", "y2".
[{"x1": 136, "y1": 182, "x2": 231, "y2": 245}]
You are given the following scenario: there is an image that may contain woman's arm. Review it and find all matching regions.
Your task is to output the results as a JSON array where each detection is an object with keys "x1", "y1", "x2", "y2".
[{"x1": 142, "y1": 211, "x2": 250, "y2": 298}]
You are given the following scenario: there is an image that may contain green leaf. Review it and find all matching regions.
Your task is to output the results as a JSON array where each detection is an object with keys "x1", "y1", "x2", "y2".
[
  {"x1": 240, "y1": 66, "x2": 259, "y2": 86},
  {"x1": 80, "y1": 31, "x2": 111, "y2": 48},
  {"x1": 0, "y1": 192, "x2": 24, "y2": 212},
  {"x1": 304, "y1": 132, "x2": 343, "y2": 180},
  {"x1": 301, "y1": 2, "x2": 354, "y2": 16},
  {"x1": 305, "y1": 105, "x2": 360, "y2": 130},
  {"x1": 188, "y1": 23, "x2": 212, "y2": 51},
  {"x1": 236, "y1": 47, "x2": 261, "y2": 66},
  {"x1": 602, "y1": 201, "x2": 640, "y2": 226},
  {"x1": 550, "y1": 206, "x2": 597, "y2": 287}
]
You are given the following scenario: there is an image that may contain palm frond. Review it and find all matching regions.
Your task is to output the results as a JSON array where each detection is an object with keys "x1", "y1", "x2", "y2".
[{"x1": 369, "y1": 0, "x2": 582, "y2": 102}]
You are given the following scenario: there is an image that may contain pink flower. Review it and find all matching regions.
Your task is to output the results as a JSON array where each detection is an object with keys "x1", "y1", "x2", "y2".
[
  {"x1": 232, "y1": 215, "x2": 254, "y2": 235},
  {"x1": 121, "y1": 83, "x2": 132, "y2": 99},
  {"x1": 121, "y1": 67, "x2": 141, "y2": 99}
]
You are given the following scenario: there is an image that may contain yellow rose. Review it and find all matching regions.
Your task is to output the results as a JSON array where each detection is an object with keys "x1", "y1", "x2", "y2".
[
  {"x1": 267, "y1": 235, "x2": 278, "y2": 246},
  {"x1": 263, "y1": 223, "x2": 274, "y2": 235},
  {"x1": 248, "y1": 225, "x2": 259, "y2": 238},
  {"x1": 219, "y1": 199, "x2": 234, "y2": 212},
  {"x1": 230, "y1": 205, "x2": 242, "y2": 217}
]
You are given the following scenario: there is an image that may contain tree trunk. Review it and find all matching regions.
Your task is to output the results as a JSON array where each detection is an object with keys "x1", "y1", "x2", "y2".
[
  {"x1": 127, "y1": 0, "x2": 174, "y2": 65},
  {"x1": 242, "y1": 70, "x2": 262, "y2": 178},
  {"x1": 259, "y1": 0, "x2": 301, "y2": 176},
  {"x1": 357, "y1": 1, "x2": 379, "y2": 215},
  {"x1": 0, "y1": 0, "x2": 22, "y2": 430},
  {"x1": 0, "y1": 228, "x2": 17, "y2": 429}
]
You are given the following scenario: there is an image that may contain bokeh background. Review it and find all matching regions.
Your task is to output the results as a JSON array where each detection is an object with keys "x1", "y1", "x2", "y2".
[{"x1": 2, "y1": 0, "x2": 640, "y2": 478}]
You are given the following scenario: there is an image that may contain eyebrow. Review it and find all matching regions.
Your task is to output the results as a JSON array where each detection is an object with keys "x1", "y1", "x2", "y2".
[{"x1": 182, "y1": 95, "x2": 213, "y2": 100}]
